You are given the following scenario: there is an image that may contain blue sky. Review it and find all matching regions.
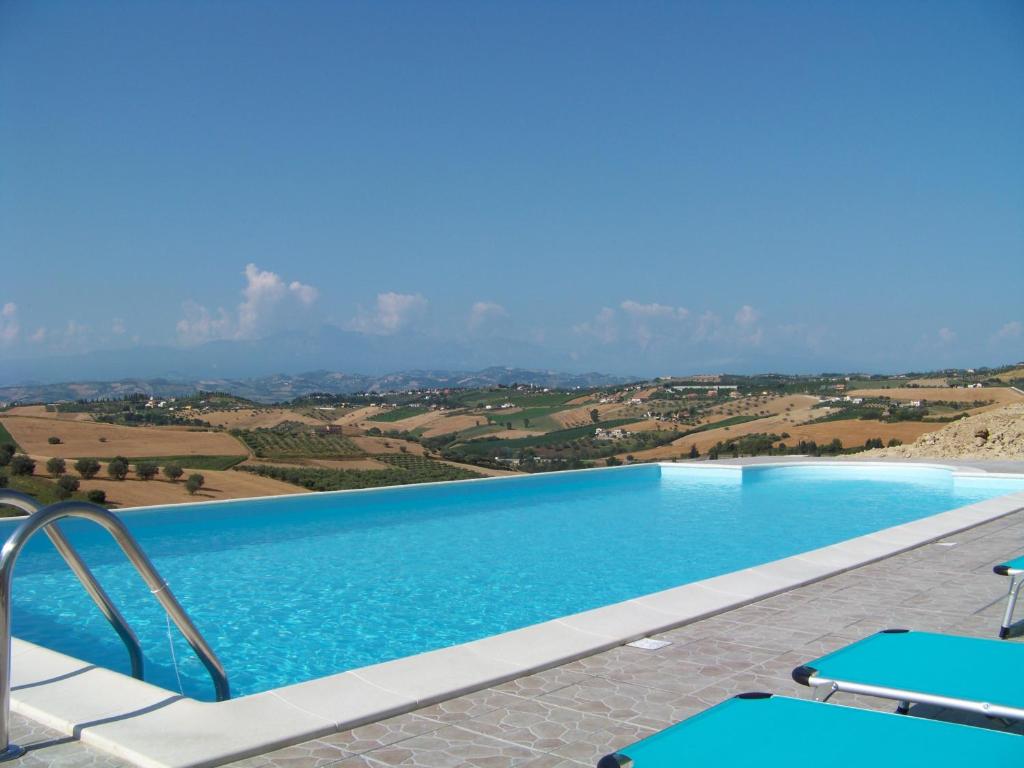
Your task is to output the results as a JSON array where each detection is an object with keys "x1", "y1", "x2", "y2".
[{"x1": 1, "y1": 1, "x2": 1022, "y2": 378}]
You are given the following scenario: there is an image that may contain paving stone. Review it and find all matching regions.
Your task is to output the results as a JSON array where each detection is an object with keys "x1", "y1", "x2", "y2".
[
  {"x1": 355, "y1": 725, "x2": 540, "y2": 767},
  {"x1": 319, "y1": 714, "x2": 443, "y2": 755}
]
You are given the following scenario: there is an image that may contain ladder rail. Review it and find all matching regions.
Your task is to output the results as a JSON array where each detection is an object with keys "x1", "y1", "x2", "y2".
[
  {"x1": 0, "y1": 500, "x2": 230, "y2": 759},
  {"x1": 0, "y1": 490, "x2": 144, "y2": 681}
]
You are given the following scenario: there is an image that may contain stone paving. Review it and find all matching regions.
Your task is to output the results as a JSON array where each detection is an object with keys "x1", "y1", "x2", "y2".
[{"x1": 12, "y1": 489, "x2": 1024, "y2": 767}]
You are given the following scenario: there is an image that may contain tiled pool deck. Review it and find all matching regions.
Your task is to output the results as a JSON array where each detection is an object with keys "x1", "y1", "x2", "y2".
[{"x1": 10, "y1": 459, "x2": 1024, "y2": 767}]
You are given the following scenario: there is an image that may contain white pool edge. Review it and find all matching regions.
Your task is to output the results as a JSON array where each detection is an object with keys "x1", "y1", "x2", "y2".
[{"x1": 7, "y1": 460, "x2": 1024, "y2": 768}]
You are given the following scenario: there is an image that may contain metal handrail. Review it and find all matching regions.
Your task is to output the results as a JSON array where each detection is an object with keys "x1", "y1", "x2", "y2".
[
  {"x1": 0, "y1": 500, "x2": 230, "y2": 760},
  {"x1": 0, "y1": 490, "x2": 144, "y2": 681}
]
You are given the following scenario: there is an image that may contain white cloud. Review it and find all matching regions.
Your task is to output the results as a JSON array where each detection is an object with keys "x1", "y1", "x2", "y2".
[
  {"x1": 29, "y1": 327, "x2": 46, "y2": 344},
  {"x1": 692, "y1": 311, "x2": 721, "y2": 342},
  {"x1": 468, "y1": 301, "x2": 508, "y2": 330},
  {"x1": 573, "y1": 307, "x2": 618, "y2": 344},
  {"x1": 734, "y1": 305, "x2": 760, "y2": 327},
  {"x1": 348, "y1": 292, "x2": 428, "y2": 335},
  {"x1": 237, "y1": 263, "x2": 319, "y2": 338},
  {"x1": 994, "y1": 320, "x2": 1023, "y2": 342},
  {"x1": 112, "y1": 318, "x2": 126, "y2": 335},
  {"x1": 620, "y1": 300, "x2": 689, "y2": 321},
  {"x1": 937, "y1": 327, "x2": 956, "y2": 344},
  {"x1": 176, "y1": 302, "x2": 234, "y2": 345},
  {"x1": 0, "y1": 302, "x2": 18, "y2": 346},
  {"x1": 177, "y1": 264, "x2": 320, "y2": 345}
]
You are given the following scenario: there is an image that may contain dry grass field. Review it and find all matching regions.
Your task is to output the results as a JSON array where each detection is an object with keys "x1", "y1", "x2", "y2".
[
  {"x1": 202, "y1": 408, "x2": 324, "y2": 429},
  {"x1": 551, "y1": 402, "x2": 622, "y2": 428},
  {"x1": 4, "y1": 405, "x2": 94, "y2": 421},
  {"x1": 349, "y1": 435, "x2": 427, "y2": 455},
  {"x1": 622, "y1": 416, "x2": 944, "y2": 461},
  {"x1": 75, "y1": 468, "x2": 306, "y2": 508},
  {"x1": 332, "y1": 406, "x2": 386, "y2": 426},
  {"x1": 420, "y1": 414, "x2": 490, "y2": 437},
  {"x1": 849, "y1": 387, "x2": 1023, "y2": 412},
  {"x1": 564, "y1": 394, "x2": 596, "y2": 406},
  {"x1": 993, "y1": 367, "x2": 1024, "y2": 383},
  {"x1": 0, "y1": 415, "x2": 246, "y2": 459}
]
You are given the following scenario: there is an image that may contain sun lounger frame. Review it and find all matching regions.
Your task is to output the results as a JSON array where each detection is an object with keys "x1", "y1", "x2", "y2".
[
  {"x1": 993, "y1": 560, "x2": 1024, "y2": 639},
  {"x1": 792, "y1": 629, "x2": 1024, "y2": 721}
]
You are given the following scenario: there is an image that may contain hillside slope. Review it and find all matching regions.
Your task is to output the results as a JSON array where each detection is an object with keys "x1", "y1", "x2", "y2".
[{"x1": 867, "y1": 404, "x2": 1024, "y2": 460}]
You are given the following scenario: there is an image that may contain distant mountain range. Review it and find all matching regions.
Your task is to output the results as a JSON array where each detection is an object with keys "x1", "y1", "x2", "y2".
[
  {"x1": 0, "y1": 367, "x2": 634, "y2": 405},
  {"x1": 0, "y1": 326, "x2": 578, "y2": 386}
]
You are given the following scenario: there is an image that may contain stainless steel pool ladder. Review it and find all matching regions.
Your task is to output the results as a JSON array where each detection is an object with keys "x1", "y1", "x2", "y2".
[{"x1": 0, "y1": 493, "x2": 230, "y2": 761}]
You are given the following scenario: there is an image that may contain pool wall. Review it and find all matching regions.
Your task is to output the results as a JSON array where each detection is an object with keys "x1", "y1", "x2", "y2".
[{"x1": 6, "y1": 460, "x2": 1024, "y2": 768}]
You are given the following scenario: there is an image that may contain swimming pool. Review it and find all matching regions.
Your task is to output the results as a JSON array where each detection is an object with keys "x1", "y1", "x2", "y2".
[{"x1": 7, "y1": 463, "x2": 1024, "y2": 701}]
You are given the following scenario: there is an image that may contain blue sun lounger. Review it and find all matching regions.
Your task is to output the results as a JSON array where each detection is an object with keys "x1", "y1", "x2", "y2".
[
  {"x1": 596, "y1": 693, "x2": 1024, "y2": 767},
  {"x1": 994, "y1": 555, "x2": 1024, "y2": 638},
  {"x1": 792, "y1": 629, "x2": 1024, "y2": 720}
]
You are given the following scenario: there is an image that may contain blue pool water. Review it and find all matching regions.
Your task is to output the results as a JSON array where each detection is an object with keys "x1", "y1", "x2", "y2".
[{"x1": 5, "y1": 464, "x2": 1024, "y2": 700}]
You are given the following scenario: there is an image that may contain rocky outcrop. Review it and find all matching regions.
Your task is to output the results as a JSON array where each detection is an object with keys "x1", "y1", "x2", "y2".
[{"x1": 866, "y1": 404, "x2": 1024, "y2": 460}]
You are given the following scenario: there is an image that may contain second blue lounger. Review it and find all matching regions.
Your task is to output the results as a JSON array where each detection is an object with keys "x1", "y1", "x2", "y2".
[
  {"x1": 793, "y1": 629, "x2": 1024, "y2": 720},
  {"x1": 597, "y1": 692, "x2": 1024, "y2": 767}
]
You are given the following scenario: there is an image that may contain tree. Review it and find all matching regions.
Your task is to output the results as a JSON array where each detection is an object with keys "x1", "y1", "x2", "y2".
[
  {"x1": 47, "y1": 436, "x2": 62, "y2": 445},
  {"x1": 9, "y1": 454, "x2": 35, "y2": 476},
  {"x1": 185, "y1": 473, "x2": 205, "y2": 495},
  {"x1": 506, "y1": 422, "x2": 513, "y2": 430},
  {"x1": 135, "y1": 461, "x2": 159, "y2": 480},
  {"x1": 688, "y1": 444, "x2": 699, "y2": 459},
  {"x1": 75, "y1": 458, "x2": 101, "y2": 479},
  {"x1": 523, "y1": 418, "x2": 530, "y2": 428},
  {"x1": 46, "y1": 457, "x2": 66, "y2": 477},
  {"x1": 86, "y1": 489, "x2": 106, "y2": 504},
  {"x1": 163, "y1": 464, "x2": 184, "y2": 482},
  {"x1": 589, "y1": 409, "x2": 600, "y2": 423},
  {"x1": 887, "y1": 438, "x2": 903, "y2": 447},
  {"x1": 0, "y1": 475, "x2": 7, "y2": 488},
  {"x1": 56, "y1": 475, "x2": 80, "y2": 500},
  {"x1": 107, "y1": 457, "x2": 129, "y2": 481},
  {"x1": 605, "y1": 456, "x2": 622, "y2": 466}
]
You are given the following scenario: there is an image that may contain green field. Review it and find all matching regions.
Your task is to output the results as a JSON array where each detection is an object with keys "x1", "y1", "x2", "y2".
[
  {"x1": 367, "y1": 406, "x2": 428, "y2": 422},
  {"x1": 236, "y1": 457, "x2": 482, "y2": 491},
  {"x1": 679, "y1": 414, "x2": 763, "y2": 436},
  {"x1": 480, "y1": 406, "x2": 568, "y2": 431},
  {"x1": 452, "y1": 418, "x2": 636, "y2": 455},
  {"x1": 0, "y1": 471, "x2": 103, "y2": 515},
  {"x1": 0, "y1": 421, "x2": 22, "y2": 452},
  {"x1": 449, "y1": 390, "x2": 579, "y2": 408},
  {"x1": 236, "y1": 428, "x2": 362, "y2": 459}
]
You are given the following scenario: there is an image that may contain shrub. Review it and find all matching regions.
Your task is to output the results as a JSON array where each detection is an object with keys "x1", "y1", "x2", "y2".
[
  {"x1": 74, "y1": 458, "x2": 101, "y2": 479},
  {"x1": 185, "y1": 473, "x2": 205, "y2": 495},
  {"x1": 107, "y1": 457, "x2": 129, "y2": 481},
  {"x1": 135, "y1": 461, "x2": 159, "y2": 480},
  {"x1": 888, "y1": 438, "x2": 903, "y2": 447},
  {"x1": 163, "y1": 464, "x2": 184, "y2": 482},
  {"x1": 688, "y1": 444, "x2": 699, "y2": 459},
  {"x1": 0, "y1": 443, "x2": 14, "y2": 464},
  {"x1": 46, "y1": 457, "x2": 66, "y2": 477},
  {"x1": 47, "y1": 436, "x2": 62, "y2": 445},
  {"x1": 9, "y1": 454, "x2": 35, "y2": 476},
  {"x1": 605, "y1": 456, "x2": 622, "y2": 466},
  {"x1": 56, "y1": 475, "x2": 80, "y2": 500},
  {"x1": 0, "y1": 475, "x2": 6, "y2": 488},
  {"x1": 86, "y1": 489, "x2": 107, "y2": 504}
]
